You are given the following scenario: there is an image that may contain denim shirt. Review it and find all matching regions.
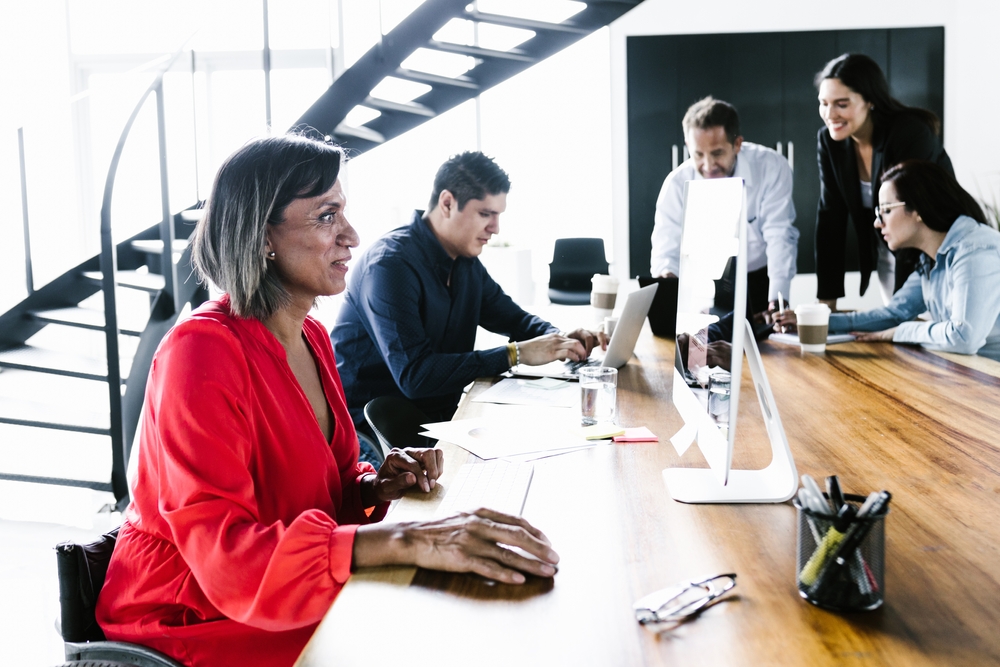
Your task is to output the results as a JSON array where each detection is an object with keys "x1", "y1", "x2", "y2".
[
  {"x1": 330, "y1": 211, "x2": 557, "y2": 425},
  {"x1": 829, "y1": 215, "x2": 1000, "y2": 360}
]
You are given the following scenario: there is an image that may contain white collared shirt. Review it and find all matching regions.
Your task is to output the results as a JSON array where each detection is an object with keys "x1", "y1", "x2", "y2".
[{"x1": 649, "y1": 141, "x2": 799, "y2": 301}]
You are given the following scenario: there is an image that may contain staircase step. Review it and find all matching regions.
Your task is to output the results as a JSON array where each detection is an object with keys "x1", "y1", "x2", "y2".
[
  {"x1": 427, "y1": 40, "x2": 536, "y2": 63},
  {"x1": 29, "y1": 306, "x2": 147, "y2": 336},
  {"x1": 463, "y1": 10, "x2": 590, "y2": 35},
  {"x1": 393, "y1": 67, "x2": 480, "y2": 90},
  {"x1": 363, "y1": 96, "x2": 437, "y2": 117},
  {"x1": 132, "y1": 238, "x2": 189, "y2": 255},
  {"x1": 0, "y1": 395, "x2": 110, "y2": 435},
  {"x1": 332, "y1": 124, "x2": 386, "y2": 144},
  {"x1": 0, "y1": 345, "x2": 130, "y2": 382},
  {"x1": 0, "y1": 472, "x2": 113, "y2": 492},
  {"x1": 83, "y1": 270, "x2": 166, "y2": 293}
]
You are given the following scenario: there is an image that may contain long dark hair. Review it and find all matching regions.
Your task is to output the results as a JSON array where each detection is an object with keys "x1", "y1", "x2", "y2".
[
  {"x1": 815, "y1": 53, "x2": 941, "y2": 136},
  {"x1": 881, "y1": 160, "x2": 987, "y2": 233}
]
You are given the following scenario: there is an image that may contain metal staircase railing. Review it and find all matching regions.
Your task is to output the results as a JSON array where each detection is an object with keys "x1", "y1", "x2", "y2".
[{"x1": 0, "y1": 46, "x2": 207, "y2": 504}]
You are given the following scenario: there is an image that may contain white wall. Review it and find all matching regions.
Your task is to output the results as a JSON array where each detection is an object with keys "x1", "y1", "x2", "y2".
[
  {"x1": 0, "y1": 0, "x2": 74, "y2": 313},
  {"x1": 608, "y1": 0, "x2": 1000, "y2": 297}
]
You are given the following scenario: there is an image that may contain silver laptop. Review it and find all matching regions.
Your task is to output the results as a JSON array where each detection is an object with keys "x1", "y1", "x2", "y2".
[{"x1": 509, "y1": 283, "x2": 659, "y2": 380}]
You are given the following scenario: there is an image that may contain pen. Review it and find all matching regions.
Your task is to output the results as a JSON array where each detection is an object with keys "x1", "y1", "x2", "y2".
[
  {"x1": 777, "y1": 292, "x2": 786, "y2": 333},
  {"x1": 856, "y1": 491, "x2": 881, "y2": 517},
  {"x1": 801, "y1": 475, "x2": 831, "y2": 515},
  {"x1": 797, "y1": 489, "x2": 823, "y2": 543},
  {"x1": 826, "y1": 475, "x2": 846, "y2": 513}
]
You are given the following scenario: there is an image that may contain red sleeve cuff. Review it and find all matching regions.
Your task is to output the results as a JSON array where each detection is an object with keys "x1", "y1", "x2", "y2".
[{"x1": 328, "y1": 524, "x2": 359, "y2": 584}]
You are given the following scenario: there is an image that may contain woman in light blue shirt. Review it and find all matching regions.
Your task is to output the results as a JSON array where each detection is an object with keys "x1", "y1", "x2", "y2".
[{"x1": 778, "y1": 160, "x2": 1000, "y2": 360}]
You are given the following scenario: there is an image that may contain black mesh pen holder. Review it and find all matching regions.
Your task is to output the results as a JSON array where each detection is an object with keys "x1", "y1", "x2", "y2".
[{"x1": 794, "y1": 493, "x2": 887, "y2": 612}]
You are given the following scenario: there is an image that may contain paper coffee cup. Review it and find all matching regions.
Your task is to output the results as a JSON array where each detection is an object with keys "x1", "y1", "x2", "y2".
[
  {"x1": 591, "y1": 274, "x2": 618, "y2": 318},
  {"x1": 794, "y1": 303, "x2": 831, "y2": 353}
]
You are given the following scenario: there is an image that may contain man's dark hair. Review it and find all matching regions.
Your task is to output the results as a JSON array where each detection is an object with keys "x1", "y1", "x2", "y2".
[
  {"x1": 428, "y1": 151, "x2": 511, "y2": 211},
  {"x1": 881, "y1": 160, "x2": 987, "y2": 233},
  {"x1": 681, "y1": 97, "x2": 741, "y2": 145}
]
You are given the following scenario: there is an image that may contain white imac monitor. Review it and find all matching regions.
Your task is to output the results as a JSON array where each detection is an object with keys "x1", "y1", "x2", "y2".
[{"x1": 663, "y1": 178, "x2": 797, "y2": 504}]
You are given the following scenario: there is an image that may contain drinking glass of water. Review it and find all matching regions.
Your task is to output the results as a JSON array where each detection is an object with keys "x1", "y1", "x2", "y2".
[{"x1": 580, "y1": 366, "x2": 618, "y2": 426}]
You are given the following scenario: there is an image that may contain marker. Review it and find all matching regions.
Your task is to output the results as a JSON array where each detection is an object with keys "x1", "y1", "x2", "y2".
[{"x1": 799, "y1": 503, "x2": 856, "y2": 586}]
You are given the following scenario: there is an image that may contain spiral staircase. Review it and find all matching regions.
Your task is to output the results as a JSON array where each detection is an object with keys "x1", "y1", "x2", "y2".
[{"x1": 0, "y1": 0, "x2": 644, "y2": 509}]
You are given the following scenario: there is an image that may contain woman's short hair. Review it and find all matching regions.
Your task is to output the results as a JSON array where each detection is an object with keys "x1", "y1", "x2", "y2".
[
  {"x1": 881, "y1": 160, "x2": 987, "y2": 233},
  {"x1": 192, "y1": 133, "x2": 344, "y2": 320},
  {"x1": 815, "y1": 53, "x2": 940, "y2": 136},
  {"x1": 428, "y1": 151, "x2": 511, "y2": 212},
  {"x1": 682, "y1": 96, "x2": 741, "y2": 145}
]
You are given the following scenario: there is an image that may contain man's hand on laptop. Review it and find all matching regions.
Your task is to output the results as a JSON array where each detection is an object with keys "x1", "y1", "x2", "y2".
[
  {"x1": 518, "y1": 333, "x2": 589, "y2": 365},
  {"x1": 564, "y1": 328, "x2": 607, "y2": 354}
]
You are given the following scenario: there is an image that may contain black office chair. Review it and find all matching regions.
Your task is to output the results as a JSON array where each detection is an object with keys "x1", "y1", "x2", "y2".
[
  {"x1": 364, "y1": 397, "x2": 438, "y2": 460},
  {"x1": 53, "y1": 528, "x2": 184, "y2": 667},
  {"x1": 547, "y1": 237, "x2": 610, "y2": 305}
]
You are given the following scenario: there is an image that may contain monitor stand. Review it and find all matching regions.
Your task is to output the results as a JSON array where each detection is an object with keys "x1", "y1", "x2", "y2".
[{"x1": 664, "y1": 320, "x2": 798, "y2": 504}]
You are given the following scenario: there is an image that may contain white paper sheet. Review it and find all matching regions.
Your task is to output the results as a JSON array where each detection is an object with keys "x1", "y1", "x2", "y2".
[
  {"x1": 499, "y1": 441, "x2": 608, "y2": 463},
  {"x1": 471, "y1": 377, "x2": 578, "y2": 408},
  {"x1": 420, "y1": 417, "x2": 592, "y2": 459}
]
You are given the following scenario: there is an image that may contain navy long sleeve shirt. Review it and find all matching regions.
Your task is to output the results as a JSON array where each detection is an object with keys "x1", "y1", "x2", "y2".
[{"x1": 331, "y1": 211, "x2": 557, "y2": 425}]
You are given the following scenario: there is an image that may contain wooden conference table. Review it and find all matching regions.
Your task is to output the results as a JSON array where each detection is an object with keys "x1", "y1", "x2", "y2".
[{"x1": 298, "y1": 327, "x2": 1000, "y2": 667}]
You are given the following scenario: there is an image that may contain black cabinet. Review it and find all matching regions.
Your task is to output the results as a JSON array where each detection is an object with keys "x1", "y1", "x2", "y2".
[{"x1": 626, "y1": 27, "x2": 945, "y2": 278}]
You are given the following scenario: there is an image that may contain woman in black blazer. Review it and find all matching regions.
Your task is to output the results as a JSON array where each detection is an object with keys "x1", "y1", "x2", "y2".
[{"x1": 815, "y1": 53, "x2": 953, "y2": 308}]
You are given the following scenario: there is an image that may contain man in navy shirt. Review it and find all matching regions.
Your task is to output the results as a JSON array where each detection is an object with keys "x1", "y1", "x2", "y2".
[{"x1": 332, "y1": 152, "x2": 603, "y2": 451}]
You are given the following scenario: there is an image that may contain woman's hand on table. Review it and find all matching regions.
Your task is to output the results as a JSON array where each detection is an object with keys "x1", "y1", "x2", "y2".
[
  {"x1": 354, "y1": 509, "x2": 559, "y2": 584},
  {"x1": 364, "y1": 447, "x2": 444, "y2": 504},
  {"x1": 853, "y1": 327, "x2": 897, "y2": 342}
]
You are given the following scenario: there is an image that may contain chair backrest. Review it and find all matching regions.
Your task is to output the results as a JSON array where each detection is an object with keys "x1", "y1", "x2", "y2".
[
  {"x1": 55, "y1": 528, "x2": 119, "y2": 643},
  {"x1": 364, "y1": 397, "x2": 437, "y2": 457},
  {"x1": 548, "y1": 238, "x2": 609, "y2": 292}
]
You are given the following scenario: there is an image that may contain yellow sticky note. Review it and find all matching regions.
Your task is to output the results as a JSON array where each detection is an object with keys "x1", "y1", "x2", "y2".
[{"x1": 575, "y1": 423, "x2": 626, "y2": 440}]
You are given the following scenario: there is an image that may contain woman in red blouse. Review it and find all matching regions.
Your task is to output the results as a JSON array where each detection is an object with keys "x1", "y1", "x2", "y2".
[{"x1": 96, "y1": 134, "x2": 559, "y2": 667}]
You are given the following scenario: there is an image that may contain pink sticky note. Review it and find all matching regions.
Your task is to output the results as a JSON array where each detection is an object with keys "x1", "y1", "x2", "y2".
[{"x1": 612, "y1": 427, "x2": 658, "y2": 443}]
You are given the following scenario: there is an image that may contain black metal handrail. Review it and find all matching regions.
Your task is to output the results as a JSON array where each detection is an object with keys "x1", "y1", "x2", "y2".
[{"x1": 97, "y1": 44, "x2": 191, "y2": 501}]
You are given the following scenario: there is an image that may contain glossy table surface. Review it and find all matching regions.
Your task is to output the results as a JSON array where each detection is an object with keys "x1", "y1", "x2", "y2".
[{"x1": 297, "y1": 329, "x2": 1000, "y2": 667}]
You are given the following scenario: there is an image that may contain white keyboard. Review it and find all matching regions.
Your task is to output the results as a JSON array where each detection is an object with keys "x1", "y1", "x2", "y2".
[{"x1": 435, "y1": 459, "x2": 534, "y2": 517}]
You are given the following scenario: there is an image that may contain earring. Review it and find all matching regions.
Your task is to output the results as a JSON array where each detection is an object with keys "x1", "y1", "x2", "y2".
[{"x1": 267, "y1": 251, "x2": 276, "y2": 259}]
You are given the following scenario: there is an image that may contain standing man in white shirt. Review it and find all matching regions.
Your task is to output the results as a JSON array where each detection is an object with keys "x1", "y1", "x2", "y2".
[{"x1": 650, "y1": 96, "x2": 798, "y2": 315}]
